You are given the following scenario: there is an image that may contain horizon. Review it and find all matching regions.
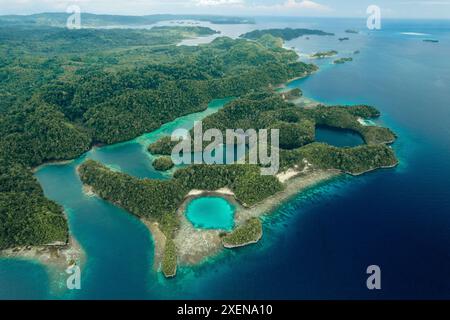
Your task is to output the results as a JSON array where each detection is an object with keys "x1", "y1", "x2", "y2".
[
  {"x1": 0, "y1": 0, "x2": 449, "y2": 20},
  {"x1": 1, "y1": 11, "x2": 450, "y2": 21}
]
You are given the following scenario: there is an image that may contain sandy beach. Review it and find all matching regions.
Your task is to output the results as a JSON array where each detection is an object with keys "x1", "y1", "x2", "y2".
[{"x1": 142, "y1": 220, "x2": 167, "y2": 271}]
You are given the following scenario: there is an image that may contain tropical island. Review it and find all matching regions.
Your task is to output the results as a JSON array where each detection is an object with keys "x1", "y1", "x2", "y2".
[
  {"x1": 423, "y1": 39, "x2": 439, "y2": 43},
  {"x1": 311, "y1": 50, "x2": 338, "y2": 59},
  {"x1": 153, "y1": 157, "x2": 175, "y2": 171},
  {"x1": 334, "y1": 57, "x2": 353, "y2": 64},
  {"x1": 0, "y1": 15, "x2": 398, "y2": 279},
  {"x1": 240, "y1": 28, "x2": 334, "y2": 40}
]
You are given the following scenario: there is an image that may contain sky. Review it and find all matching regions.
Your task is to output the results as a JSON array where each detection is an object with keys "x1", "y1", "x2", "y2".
[{"x1": 0, "y1": 0, "x2": 449, "y2": 19}]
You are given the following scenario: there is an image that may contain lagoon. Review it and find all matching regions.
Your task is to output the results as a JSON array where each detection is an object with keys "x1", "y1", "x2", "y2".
[
  {"x1": 186, "y1": 197, "x2": 235, "y2": 231},
  {"x1": 315, "y1": 126, "x2": 364, "y2": 147}
]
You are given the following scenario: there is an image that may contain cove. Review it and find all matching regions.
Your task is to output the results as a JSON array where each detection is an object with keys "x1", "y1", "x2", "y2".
[
  {"x1": 315, "y1": 126, "x2": 364, "y2": 147},
  {"x1": 28, "y1": 98, "x2": 232, "y2": 299},
  {"x1": 186, "y1": 197, "x2": 235, "y2": 231}
]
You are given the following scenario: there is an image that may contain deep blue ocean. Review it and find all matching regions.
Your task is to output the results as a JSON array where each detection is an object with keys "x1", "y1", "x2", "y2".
[{"x1": 1, "y1": 18, "x2": 449, "y2": 300}]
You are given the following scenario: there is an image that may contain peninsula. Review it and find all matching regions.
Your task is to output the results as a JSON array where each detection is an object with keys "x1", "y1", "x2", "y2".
[
  {"x1": 240, "y1": 28, "x2": 334, "y2": 40},
  {"x1": 78, "y1": 91, "x2": 398, "y2": 277}
]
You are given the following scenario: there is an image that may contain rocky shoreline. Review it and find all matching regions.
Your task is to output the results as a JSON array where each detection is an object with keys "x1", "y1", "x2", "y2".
[{"x1": 0, "y1": 236, "x2": 85, "y2": 272}]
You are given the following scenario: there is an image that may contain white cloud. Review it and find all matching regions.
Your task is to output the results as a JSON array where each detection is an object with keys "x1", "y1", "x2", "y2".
[
  {"x1": 194, "y1": 0, "x2": 244, "y2": 7},
  {"x1": 284, "y1": 0, "x2": 330, "y2": 10},
  {"x1": 258, "y1": 0, "x2": 332, "y2": 12}
]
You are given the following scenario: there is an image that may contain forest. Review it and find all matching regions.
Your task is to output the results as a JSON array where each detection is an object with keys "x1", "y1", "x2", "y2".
[
  {"x1": 149, "y1": 91, "x2": 398, "y2": 175},
  {"x1": 0, "y1": 22, "x2": 317, "y2": 250},
  {"x1": 241, "y1": 28, "x2": 334, "y2": 40}
]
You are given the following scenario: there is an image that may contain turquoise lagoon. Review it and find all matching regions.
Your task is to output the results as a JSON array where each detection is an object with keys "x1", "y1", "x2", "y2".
[{"x1": 186, "y1": 197, "x2": 235, "y2": 231}]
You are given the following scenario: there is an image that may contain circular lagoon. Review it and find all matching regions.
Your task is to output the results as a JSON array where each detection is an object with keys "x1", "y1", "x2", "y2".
[{"x1": 186, "y1": 197, "x2": 235, "y2": 231}]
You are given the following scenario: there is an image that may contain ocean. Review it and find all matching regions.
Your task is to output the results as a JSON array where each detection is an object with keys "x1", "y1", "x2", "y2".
[{"x1": 1, "y1": 17, "x2": 449, "y2": 299}]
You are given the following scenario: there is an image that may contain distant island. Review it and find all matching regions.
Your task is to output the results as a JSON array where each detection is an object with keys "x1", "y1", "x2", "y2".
[
  {"x1": 338, "y1": 37, "x2": 350, "y2": 41},
  {"x1": 241, "y1": 28, "x2": 334, "y2": 41},
  {"x1": 334, "y1": 57, "x2": 353, "y2": 64},
  {"x1": 423, "y1": 39, "x2": 439, "y2": 43},
  {"x1": 345, "y1": 29, "x2": 359, "y2": 34},
  {"x1": 311, "y1": 50, "x2": 338, "y2": 59},
  {"x1": 0, "y1": 12, "x2": 255, "y2": 27}
]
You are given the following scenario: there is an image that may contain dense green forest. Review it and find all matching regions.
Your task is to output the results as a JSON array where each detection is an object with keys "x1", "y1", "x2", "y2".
[
  {"x1": 149, "y1": 92, "x2": 398, "y2": 175},
  {"x1": 222, "y1": 218, "x2": 262, "y2": 247},
  {"x1": 241, "y1": 28, "x2": 334, "y2": 40},
  {"x1": 152, "y1": 157, "x2": 175, "y2": 171},
  {"x1": 79, "y1": 160, "x2": 284, "y2": 225},
  {"x1": 0, "y1": 159, "x2": 68, "y2": 249},
  {"x1": 0, "y1": 23, "x2": 317, "y2": 250}
]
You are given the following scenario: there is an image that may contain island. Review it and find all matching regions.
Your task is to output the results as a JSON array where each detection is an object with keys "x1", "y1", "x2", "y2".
[
  {"x1": 153, "y1": 157, "x2": 175, "y2": 171},
  {"x1": 345, "y1": 29, "x2": 359, "y2": 34},
  {"x1": 334, "y1": 57, "x2": 353, "y2": 64},
  {"x1": 423, "y1": 39, "x2": 439, "y2": 43},
  {"x1": 339, "y1": 37, "x2": 350, "y2": 41},
  {"x1": 311, "y1": 50, "x2": 338, "y2": 59},
  {"x1": 240, "y1": 28, "x2": 334, "y2": 41},
  {"x1": 222, "y1": 218, "x2": 263, "y2": 248}
]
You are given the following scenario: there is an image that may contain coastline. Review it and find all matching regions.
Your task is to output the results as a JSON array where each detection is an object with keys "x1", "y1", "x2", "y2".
[
  {"x1": 31, "y1": 159, "x2": 75, "y2": 173},
  {"x1": 141, "y1": 220, "x2": 167, "y2": 271},
  {"x1": 172, "y1": 169, "x2": 341, "y2": 266},
  {"x1": 0, "y1": 236, "x2": 85, "y2": 273}
]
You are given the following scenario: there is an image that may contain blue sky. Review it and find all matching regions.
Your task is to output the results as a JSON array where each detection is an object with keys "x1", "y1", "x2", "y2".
[{"x1": 0, "y1": 0, "x2": 449, "y2": 19}]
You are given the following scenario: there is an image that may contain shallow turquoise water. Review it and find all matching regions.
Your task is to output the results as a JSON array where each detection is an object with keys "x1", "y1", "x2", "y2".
[
  {"x1": 0, "y1": 99, "x2": 232, "y2": 300},
  {"x1": 186, "y1": 197, "x2": 235, "y2": 231}
]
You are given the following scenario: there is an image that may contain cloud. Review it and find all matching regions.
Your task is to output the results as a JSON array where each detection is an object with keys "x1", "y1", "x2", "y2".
[
  {"x1": 283, "y1": 0, "x2": 330, "y2": 10},
  {"x1": 194, "y1": 0, "x2": 244, "y2": 7},
  {"x1": 255, "y1": 0, "x2": 332, "y2": 13}
]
